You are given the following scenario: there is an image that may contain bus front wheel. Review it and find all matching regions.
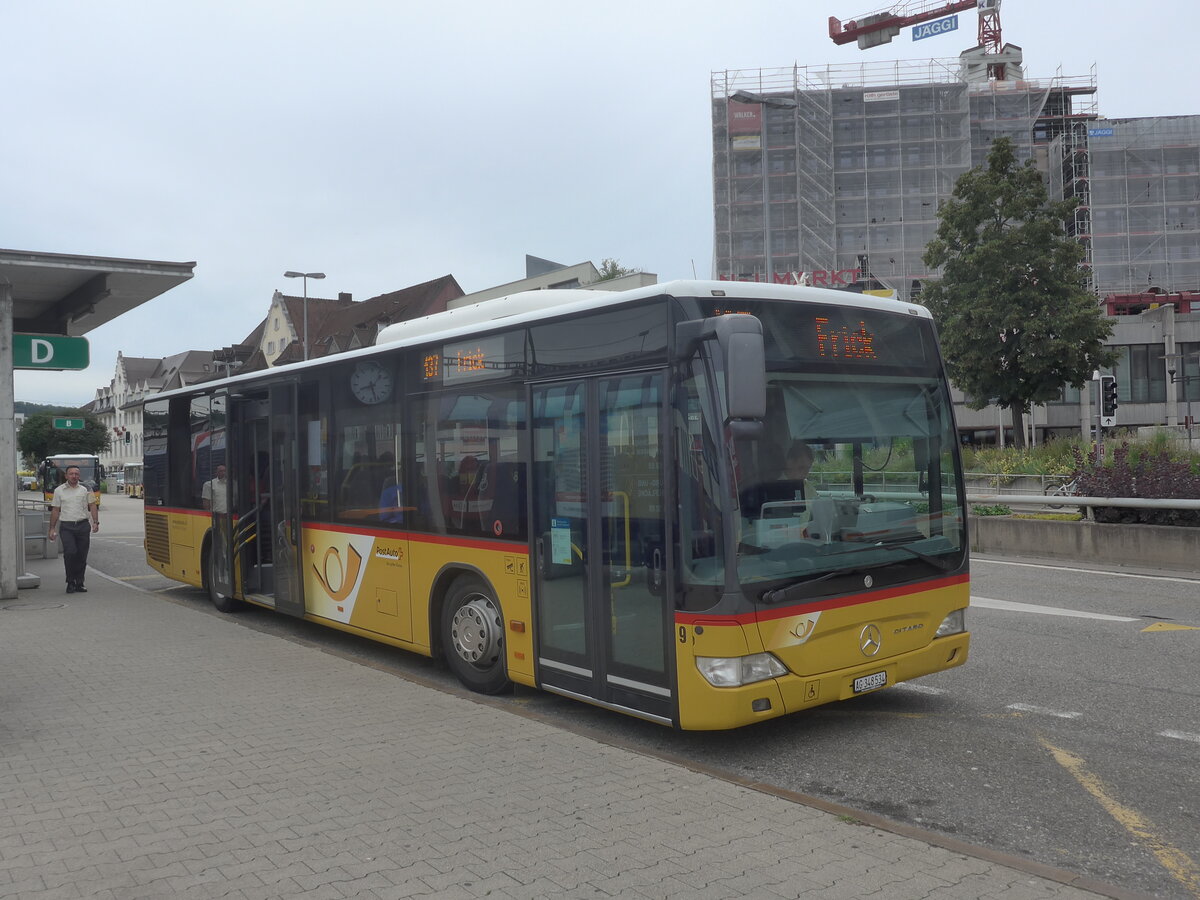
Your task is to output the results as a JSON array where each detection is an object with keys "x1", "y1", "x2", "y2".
[{"x1": 441, "y1": 576, "x2": 511, "y2": 695}]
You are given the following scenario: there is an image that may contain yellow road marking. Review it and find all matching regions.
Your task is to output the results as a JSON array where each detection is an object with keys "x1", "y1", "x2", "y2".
[
  {"x1": 117, "y1": 574, "x2": 163, "y2": 581},
  {"x1": 1040, "y1": 737, "x2": 1200, "y2": 897},
  {"x1": 1142, "y1": 622, "x2": 1200, "y2": 632}
]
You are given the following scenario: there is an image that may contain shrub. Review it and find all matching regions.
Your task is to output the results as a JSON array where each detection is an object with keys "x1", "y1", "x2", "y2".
[
  {"x1": 971, "y1": 504, "x2": 1012, "y2": 516},
  {"x1": 961, "y1": 435, "x2": 1089, "y2": 480},
  {"x1": 1072, "y1": 443, "x2": 1200, "y2": 527}
]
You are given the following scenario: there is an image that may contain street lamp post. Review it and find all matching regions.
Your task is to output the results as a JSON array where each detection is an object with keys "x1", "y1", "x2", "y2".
[
  {"x1": 730, "y1": 90, "x2": 798, "y2": 283},
  {"x1": 283, "y1": 270, "x2": 326, "y2": 360},
  {"x1": 1165, "y1": 351, "x2": 1200, "y2": 441}
]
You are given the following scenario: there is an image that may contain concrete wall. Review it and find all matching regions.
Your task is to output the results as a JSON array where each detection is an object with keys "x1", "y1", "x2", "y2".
[{"x1": 970, "y1": 515, "x2": 1200, "y2": 573}]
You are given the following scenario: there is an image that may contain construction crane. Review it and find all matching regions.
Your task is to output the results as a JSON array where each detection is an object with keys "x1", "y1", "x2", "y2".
[{"x1": 829, "y1": 0, "x2": 1008, "y2": 77}]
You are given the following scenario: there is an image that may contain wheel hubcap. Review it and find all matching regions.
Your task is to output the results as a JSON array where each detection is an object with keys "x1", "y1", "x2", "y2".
[{"x1": 450, "y1": 595, "x2": 502, "y2": 667}]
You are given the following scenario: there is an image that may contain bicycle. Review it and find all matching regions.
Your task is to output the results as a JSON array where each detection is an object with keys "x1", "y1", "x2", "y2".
[{"x1": 1043, "y1": 477, "x2": 1080, "y2": 510}]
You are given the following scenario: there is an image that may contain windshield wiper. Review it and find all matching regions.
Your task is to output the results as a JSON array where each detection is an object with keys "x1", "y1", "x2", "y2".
[
  {"x1": 760, "y1": 569, "x2": 851, "y2": 605},
  {"x1": 758, "y1": 542, "x2": 955, "y2": 605},
  {"x1": 885, "y1": 542, "x2": 956, "y2": 571},
  {"x1": 817, "y1": 540, "x2": 956, "y2": 572}
]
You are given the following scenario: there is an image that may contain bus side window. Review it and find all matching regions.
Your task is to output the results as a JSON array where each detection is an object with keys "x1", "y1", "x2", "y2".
[
  {"x1": 489, "y1": 461, "x2": 525, "y2": 539},
  {"x1": 425, "y1": 388, "x2": 525, "y2": 540}
]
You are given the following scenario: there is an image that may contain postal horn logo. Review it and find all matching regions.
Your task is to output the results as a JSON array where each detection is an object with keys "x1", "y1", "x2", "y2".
[
  {"x1": 313, "y1": 544, "x2": 363, "y2": 602},
  {"x1": 788, "y1": 613, "x2": 821, "y2": 643}
]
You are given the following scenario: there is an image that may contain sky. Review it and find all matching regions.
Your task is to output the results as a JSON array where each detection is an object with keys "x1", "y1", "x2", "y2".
[{"x1": 5, "y1": 0, "x2": 1197, "y2": 406}]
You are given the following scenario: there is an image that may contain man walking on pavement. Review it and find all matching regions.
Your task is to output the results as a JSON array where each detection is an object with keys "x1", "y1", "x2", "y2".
[{"x1": 47, "y1": 465, "x2": 99, "y2": 593}]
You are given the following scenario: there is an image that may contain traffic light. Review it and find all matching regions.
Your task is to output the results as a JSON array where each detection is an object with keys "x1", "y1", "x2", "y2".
[{"x1": 1100, "y1": 375, "x2": 1119, "y2": 427}]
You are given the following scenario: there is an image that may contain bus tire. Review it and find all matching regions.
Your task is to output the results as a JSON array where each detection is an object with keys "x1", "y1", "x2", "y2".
[
  {"x1": 206, "y1": 543, "x2": 241, "y2": 614},
  {"x1": 441, "y1": 575, "x2": 511, "y2": 695}
]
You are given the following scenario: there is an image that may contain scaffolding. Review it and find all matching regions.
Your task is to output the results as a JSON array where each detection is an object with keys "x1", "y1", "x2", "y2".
[
  {"x1": 1086, "y1": 116, "x2": 1200, "y2": 297},
  {"x1": 713, "y1": 61, "x2": 1100, "y2": 300}
]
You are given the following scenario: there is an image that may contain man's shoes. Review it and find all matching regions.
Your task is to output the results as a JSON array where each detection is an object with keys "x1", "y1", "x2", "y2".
[
  {"x1": 75, "y1": 583, "x2": 87, "y2": 593},
  {"x1": 66, "y1": 583, "x2": 76, "y2": 594}
]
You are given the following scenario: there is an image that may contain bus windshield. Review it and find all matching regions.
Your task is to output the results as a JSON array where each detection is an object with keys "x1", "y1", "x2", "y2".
[{"x1": 677, "y1": 297, "x2": 966, "y2": 603}]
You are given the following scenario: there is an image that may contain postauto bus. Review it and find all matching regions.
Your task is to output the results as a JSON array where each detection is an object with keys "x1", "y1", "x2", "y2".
[
  {"x1": 142, "y1": 280, "x2": 970, "y2": 729},
  {"x1": 39, "y1": 453, "x2": 103, "y2": 507}
]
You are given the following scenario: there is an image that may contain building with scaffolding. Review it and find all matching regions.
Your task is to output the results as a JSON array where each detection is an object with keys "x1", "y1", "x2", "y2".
[
  {"x1": 712, "y1": 60, "x2": 1200, "y2": 444},
  {"x1": 712, "y1": 58, "x2": 1098, "y2": 300},
  {"x1": 1083, "y1": 116, "x2": 1200, "y2": 299}
]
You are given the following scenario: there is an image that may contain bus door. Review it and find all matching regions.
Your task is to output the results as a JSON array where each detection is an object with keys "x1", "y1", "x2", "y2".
[
  {"x1": 269, "y1": 383, "x2": 304, "y2": 616},
  {"x1": 208, "y1": 393, "x2": 235, "y2": 603},
  {"x1": 530, "y1": 373, "x2": 674, "y2": 725},
  {"x1": 230, "y1": 385, "x2": 305, "y2": 616}
]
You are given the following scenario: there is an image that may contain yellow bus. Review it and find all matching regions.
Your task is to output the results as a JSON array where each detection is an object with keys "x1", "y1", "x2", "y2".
[
  {"x1": 143, "y1": 280, "x2": 970, "y2": 730},
  {"x1": 123, "y1": 463, "x2": 144, "y2": 498},
  {"x1": 39, "y1": 453, "x2": 103, "y2": 508}
]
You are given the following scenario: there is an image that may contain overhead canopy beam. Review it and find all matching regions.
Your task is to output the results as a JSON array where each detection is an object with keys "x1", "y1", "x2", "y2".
[{"x1": 17, "y1": 273, "x2": 112, "y2": 334}]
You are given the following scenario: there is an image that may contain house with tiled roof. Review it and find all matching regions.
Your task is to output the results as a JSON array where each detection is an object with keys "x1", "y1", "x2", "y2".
[
  {"x1": 257, "y1": 289, "x2": 355, "y2": 366},
  {"x1": 256, "y1": 274, "x2": 464, "y2": 368},
  {"x1": 89, "y1": 350, "x2": 222, "y2": 480}
]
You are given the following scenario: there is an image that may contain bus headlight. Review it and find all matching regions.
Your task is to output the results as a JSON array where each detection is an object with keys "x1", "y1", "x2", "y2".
[
  {"x1": 935, "y1": 608, "x2": 966, "y2": 637},
  {"x1": 696, "y1": 653, "x2": 788, "y2": 687}
]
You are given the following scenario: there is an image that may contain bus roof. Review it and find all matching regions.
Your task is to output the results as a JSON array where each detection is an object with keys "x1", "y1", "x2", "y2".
[
  {"x1": 149, "y1": 280, "x2": 933, "y2": 401},
  {"x1": 375, "y1": 279, "x2": 931, "y2": 348}
]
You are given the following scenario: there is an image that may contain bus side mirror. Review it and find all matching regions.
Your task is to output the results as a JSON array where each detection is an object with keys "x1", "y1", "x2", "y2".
[
  {"x1": 723, "y1": 329, "x2": 766, "y2": 422},
  {"x1": 675, "y1": 314, "x2": 766, "y2": 436},
  {"x1": 713, "y1": 316, "x2": 765, "y2": 437}
]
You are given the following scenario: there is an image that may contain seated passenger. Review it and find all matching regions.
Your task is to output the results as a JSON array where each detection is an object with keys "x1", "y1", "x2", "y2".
[
  {"x1": 742, "y1": 441, "x2": 813, "y2": 515},
  {"x1": 379, "y1": 476, "x2": 404, "y2": 524},
  {"x1": 778, "y1": 441, "x2": 813, "y2": 495}
]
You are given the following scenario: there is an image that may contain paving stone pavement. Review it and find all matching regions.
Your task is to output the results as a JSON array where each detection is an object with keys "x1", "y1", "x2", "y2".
[{"x1": 0, "y1": 557, "x2": 1125, "y2": 900}]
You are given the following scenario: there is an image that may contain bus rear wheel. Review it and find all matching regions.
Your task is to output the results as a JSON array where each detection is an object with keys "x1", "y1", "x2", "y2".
[
  {"x1": 206, "y1": 543, "x2": 241, "y2": 613},
  {"x1": 441, "y1": 576, "x2": 511, "y2": 695}
]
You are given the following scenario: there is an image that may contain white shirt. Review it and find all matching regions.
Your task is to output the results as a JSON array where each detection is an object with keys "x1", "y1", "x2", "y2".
[
  {"x1": 52, "y1": 483, "x2": 93, "y2": 522},
  {"x1": 202, "y1": 477, "x2": 228, "y2": 513}
]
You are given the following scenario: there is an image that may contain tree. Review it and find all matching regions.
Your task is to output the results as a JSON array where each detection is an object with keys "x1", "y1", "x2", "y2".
[
  {"x1": 595, "y1": 258, "x2": 639, "y2": 282},
  {"x1": 17, "y1": 411, "x2": 111, "y2": 465},
  {"x1": 921, "y1": 137, "x2": 1117, "y2": 448}
]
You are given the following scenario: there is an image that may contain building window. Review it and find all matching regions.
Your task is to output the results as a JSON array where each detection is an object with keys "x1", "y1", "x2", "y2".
[
  {"x1": 1116, "y1": 345, "x2": 1167, "y2": 403},
  {"x1": 273, "y1": 318, "x2": 279, "y2": 332},
  {"x1": 268, "y1": 341, "x2": 275, "y2": 355}
]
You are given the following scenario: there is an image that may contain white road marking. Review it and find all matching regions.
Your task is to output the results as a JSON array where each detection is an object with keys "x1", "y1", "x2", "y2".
[
  {"x1": 1159, "y1": 730, "x2": 1200, "y2": 744},
  {"x1": 973, "y1": 557, "x2": 1200, "y2": 585},
  {"x1": 895, "y1": 683, "x2": 946, "y2": 695},
  {"x1": 1006, "y1": 703, "x2": 1082, "y2": 719},
  {"x1": 971, "y1": 596, "x2": 1139, "y2": 622}
]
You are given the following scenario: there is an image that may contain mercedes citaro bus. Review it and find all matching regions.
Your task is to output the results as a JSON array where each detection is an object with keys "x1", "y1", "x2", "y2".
[{"x1": 142, "y1": 280, "x2": 969, "y2": 729}]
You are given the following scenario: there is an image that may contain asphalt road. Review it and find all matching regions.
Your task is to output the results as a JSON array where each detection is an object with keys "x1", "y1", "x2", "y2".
[{"x1": 57, "y1": 492, "x2": 1200, "y2": 900}]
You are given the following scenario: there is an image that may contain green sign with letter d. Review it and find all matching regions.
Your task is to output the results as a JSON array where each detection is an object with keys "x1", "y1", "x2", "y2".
[{"x1": 14, "y1": 333, "x2": 90, "y2": 370}]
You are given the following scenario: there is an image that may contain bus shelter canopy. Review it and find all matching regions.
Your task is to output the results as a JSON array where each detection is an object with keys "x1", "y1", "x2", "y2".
[
  {"x1": 1, "y1": 248, "x2": 196, "y2": 599},
  {"x1": 0, "y1": 248, "x2": 196, "y2": 336}
]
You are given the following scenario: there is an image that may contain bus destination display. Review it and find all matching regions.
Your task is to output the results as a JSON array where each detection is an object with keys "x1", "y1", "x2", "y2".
[
  {"x1": 814, "y1": 316, "x2": 875, "y2": 360},
  {"x1": 703, "y1": 300, "x2": 931, "y2": 369},
  {"x1": 423, "y1": 335, "x2": 510, "y2": 384}
]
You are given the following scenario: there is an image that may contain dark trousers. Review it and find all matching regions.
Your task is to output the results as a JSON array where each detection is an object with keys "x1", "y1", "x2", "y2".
[{"x1": 60, "y1": 520, "x2": 91, "y2": 586}]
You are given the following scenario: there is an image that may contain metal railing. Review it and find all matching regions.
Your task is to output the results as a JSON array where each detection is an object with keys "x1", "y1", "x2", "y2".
[
  {"x1": 811, "y1": 472, "x2": 1200, "y2": 511},
  {"x1": 966, "y1": 493, "x2": 1200, "y2": 510}
]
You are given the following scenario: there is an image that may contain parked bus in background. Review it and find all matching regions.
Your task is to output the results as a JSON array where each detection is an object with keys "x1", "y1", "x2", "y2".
[
  {"x1": 142, "y1": 280, "x2": 970, "y2": 730},
  {"x1": 123, "y1": 463, "x2": 144, "y2": 498},
  {"x1": 39, "y1": 454, "x2": 103, "y2": 508}
]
